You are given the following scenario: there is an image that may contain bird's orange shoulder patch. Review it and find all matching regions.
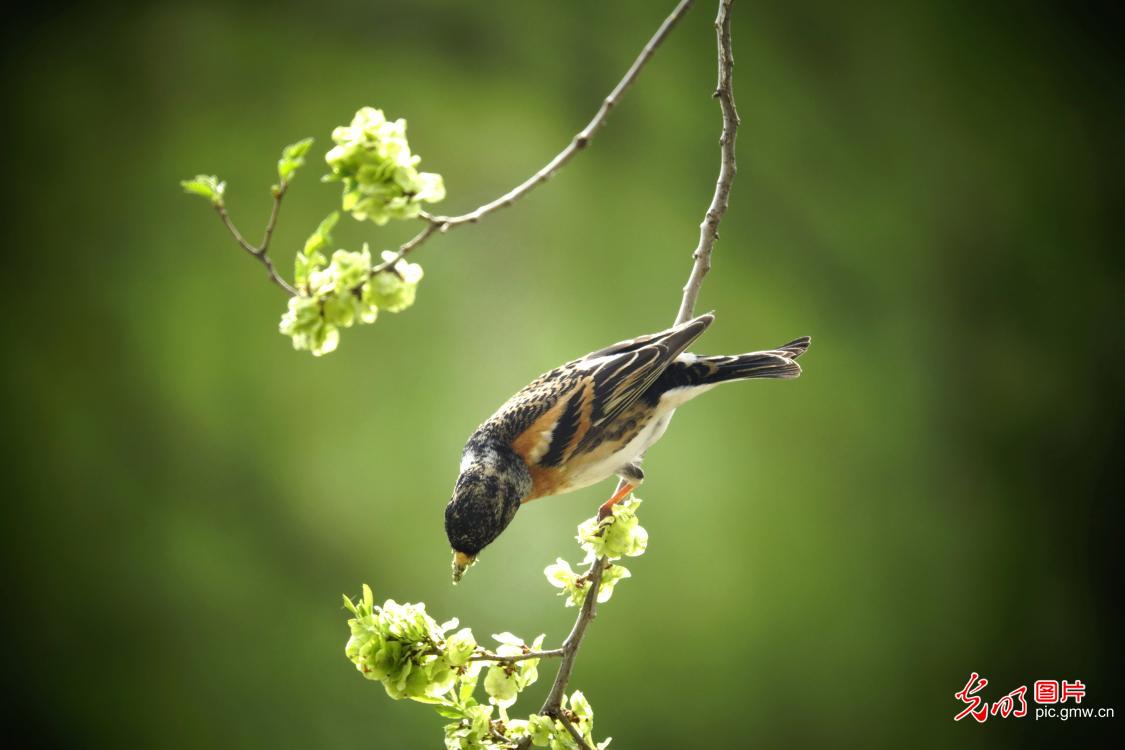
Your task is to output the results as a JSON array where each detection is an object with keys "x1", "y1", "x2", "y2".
[{"x1": 511, "y1": 393, "x2": 569, "y2": 466}]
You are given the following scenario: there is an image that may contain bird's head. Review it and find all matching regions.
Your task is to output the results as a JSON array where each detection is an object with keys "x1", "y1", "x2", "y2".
[{"x1": 445, "y1": 440, "x2": 531, "y2": 583}]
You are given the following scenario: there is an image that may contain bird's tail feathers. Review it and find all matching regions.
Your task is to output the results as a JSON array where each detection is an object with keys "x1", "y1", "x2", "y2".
[{"x1": 697, "y1": 336, "x2": 811, "y2": 383}]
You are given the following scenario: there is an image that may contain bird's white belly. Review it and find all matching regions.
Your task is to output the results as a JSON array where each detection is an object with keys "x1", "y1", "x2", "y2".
[
  {"x1": 563, "y1": 409, "x2": 674, "y2": 492},
  {"x1": 558, "y1": 381, "x2": 718, "y2": 495}
]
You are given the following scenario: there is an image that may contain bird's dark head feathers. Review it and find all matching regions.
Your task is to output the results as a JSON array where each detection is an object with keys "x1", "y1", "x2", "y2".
[{"x1": 445, "y1": 438, "x2": 531, "y2": 581}]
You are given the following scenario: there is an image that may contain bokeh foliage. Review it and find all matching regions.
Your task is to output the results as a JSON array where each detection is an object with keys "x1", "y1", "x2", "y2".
[{"x1": 1, "y1": 1, "x2": 1121, "y2": 748}]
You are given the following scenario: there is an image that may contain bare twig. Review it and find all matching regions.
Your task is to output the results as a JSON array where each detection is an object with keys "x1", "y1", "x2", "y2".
[
  {"x1": 259, "y1": 186, "x2": 286, "y2": 255},
  {"x1": 214, "y1": 203, "x2": 298, "y2": 296},
  {"x1": 675, "y1": 0, "x2": 739, "y2": 326},
  {"x1": 537, "y1": 557, "x2": 608, "y2": 718},
  {"x1": 385, "y1": 0, "x2": 696, "y2": 270},
  {"x1": 468, "y1": 648, "x2": 565, "y2": 664},
  {"x1": 367, "y1": 219, "x2": 441, "y2": 277},
  {"x1": 490, "y1": 728, "x2": 515, "y2": 748},
  {"x1": 430, "y1": 0, "x2": 696, "y2": 228},
  {"x1": 556, "y1": 713, "x2": 595, "y2": 750}
]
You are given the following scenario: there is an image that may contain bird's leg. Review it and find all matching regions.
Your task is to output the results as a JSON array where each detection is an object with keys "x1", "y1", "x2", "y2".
[
  {"x1": 598, "y1": 463, "x2": 644, "y2": 519},
  {"x1": 598, "y1": 483, "x2": 635, "y2": 519}
]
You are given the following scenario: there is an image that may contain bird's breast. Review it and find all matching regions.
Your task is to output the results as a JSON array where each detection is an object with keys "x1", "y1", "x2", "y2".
[{"x1": 527, "y1": 403, "x2": 672, "y2": 500}]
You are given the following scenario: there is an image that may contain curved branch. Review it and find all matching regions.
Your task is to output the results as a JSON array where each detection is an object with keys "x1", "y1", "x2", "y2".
[
  {"x1": 215, "y1": 200, "x2": 298, "y2": 296},
  {"x1": 468, "y1": 648, "x2": 565, "y2": 664},
  {"x1": 556, "y1": 713, "x2": 595, "y2": 750},
  {"x1": 385, "y1": 0, "x2": 697, "y2": 268},
  {"x1": 675, "y1": 0, "x2": 739, "y2": 326},
  {"x1": 430, "y1": 0, "x2": 696, "y2": 228},
  {"x1": 537, "y1": 557, "x2": 608, "y2": 717}
]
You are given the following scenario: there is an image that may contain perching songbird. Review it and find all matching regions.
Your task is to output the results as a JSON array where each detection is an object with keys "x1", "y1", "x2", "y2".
[{"x1": 445, "y1": 313, "x2": 809, "y2": 582}]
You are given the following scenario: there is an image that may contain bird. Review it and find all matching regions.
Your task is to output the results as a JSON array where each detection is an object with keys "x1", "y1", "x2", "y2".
[{"x1": 444, "y1": 312, "x2": 809, "y2": 582}]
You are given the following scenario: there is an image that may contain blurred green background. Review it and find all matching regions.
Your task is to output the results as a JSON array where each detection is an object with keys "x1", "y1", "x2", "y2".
[{"x1": 2, "y1": 1, "x2": 1121, "y2": 747}]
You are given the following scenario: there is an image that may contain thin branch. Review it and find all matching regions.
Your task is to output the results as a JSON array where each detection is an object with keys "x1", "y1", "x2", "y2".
[
  {"x1": 468, "y1": 648, "x2": 565, "y2": 664},
  {"x1": 490, "y1": 726, "x2": 521, "y2": 748},
  {"x1": 214, "y1": 203, "x2": 298, "y2": 296},
  {"x1": 430, "y1": 0, "x2": 696, "y2": 228},
  {"x1": 383, "y1": 0, "x2": 696, "y2": 270},
  {"x1": 259, "y1": 186, "x2": 286, "y2": 255},
  {"x1": 556, "y1": 713, "x2": 595, "y2": 750},
  {"x1": 368, "y1": 219, "x2": 441, "y2": 276},
  {"x1": 675, "y1": 0, "x2": 739, "y2": 326},
  {"x1": 537, "y1": 554, "x2": 609, "y2": 717}
]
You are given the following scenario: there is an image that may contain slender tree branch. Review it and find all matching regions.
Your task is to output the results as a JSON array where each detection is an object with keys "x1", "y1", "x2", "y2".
[
  {"x1": 536, "y1": 556, "x2": 608, "y2": 719},
  {"x1": 214, "y1": 204, "x2": 258, "y2": 255},
  {"x1": 468, "y1": 648, "x2": 565, "y2": 664},
  {"x1": 491, "y1": 727, "x2": 521, "y2": 749},
  {"x1": 430, "y1": 0, "x2": 695, "y2": 228},
  {"x1": 367, "y1": 219, "x2": 441, "y2": 277},
  {"x1": 383, "y1": 0, "x2": 696, "y2": 271},
  {"x1": 214, "y1": 203, "x2": 298, "y2": 296},
  {"x1": 675, "y1": 0, "x2": 739, "y2": 326},
  {"x1": 556, "y1": 713, "x2": 595, "y2": 750},
  {"x1": 259, "y1": 186, "x2": 286, "y2": 255}
]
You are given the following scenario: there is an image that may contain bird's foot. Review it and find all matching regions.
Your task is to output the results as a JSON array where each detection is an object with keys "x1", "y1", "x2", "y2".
[{"x1": 597, "y1": 483, "x2": 635, "y2": 520}]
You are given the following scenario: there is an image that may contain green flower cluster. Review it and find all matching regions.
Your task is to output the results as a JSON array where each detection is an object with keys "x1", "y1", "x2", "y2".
[
  {"x1": 481, "y1": 632, "x2": 545, "y2": 709},
  {"x1": 345, "y1": 502, "x2": 644, "y2": 748},
  {"x1": 183, "y1": 122, "x2": 439, "y2": 358},
  {"x1": 325, "y1": 107, "x2": 446, "y2": 224},
  {"x1": 281, "y1": 214, "x2": 425, "y2": 355},
  {"x1": 546, "y1": 498, "x2": 647, "y2": 607},
  {"x1": 344, "y1": 585, "x2": 569, "y2": 749},
  {"x1": 343, "y1": 584, "x2": 475, "y2": 702},
  {"x1": 544, "y1": 558, "x2": 632, "y2": 609},
  {"x1": 503, "y1": 691, "x2": 608, "y2": 749},
  {"x1": 577, "y1": 498, "x2": 649, "y2": 559}
]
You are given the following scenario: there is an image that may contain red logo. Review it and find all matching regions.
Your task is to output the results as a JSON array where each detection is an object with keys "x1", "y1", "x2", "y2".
[{"x1": 956, "y1": 674, "x2": 1091, "y2": 722}]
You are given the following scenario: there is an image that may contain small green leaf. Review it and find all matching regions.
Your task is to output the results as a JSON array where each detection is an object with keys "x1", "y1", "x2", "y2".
[
  {"x1": 180, "y1": 174, "x2": 225, "y2": 205},
  {"x1": 278, "y1": 137, "x2": 314, "y2": 184},
  {"x1": 296, "y1": 212, "x2": 339, "y2": 288},
  {"x1": 283, "y1": 137, "x2": 314, "y2": 161},
  {"x1": 303, "y1": 211, "x2": 339, "y2": 257}
]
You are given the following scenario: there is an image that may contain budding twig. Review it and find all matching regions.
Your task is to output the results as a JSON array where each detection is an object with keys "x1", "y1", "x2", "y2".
[
  {"x1": 468, "y1": 648, "x2": 565, "y2": 664},
  {"x1": 214, "y1": 201, "x2": 298, "y2": 296},
  {"x1": 213, "y1": 0, "x2": 695, "y2": 307}
]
